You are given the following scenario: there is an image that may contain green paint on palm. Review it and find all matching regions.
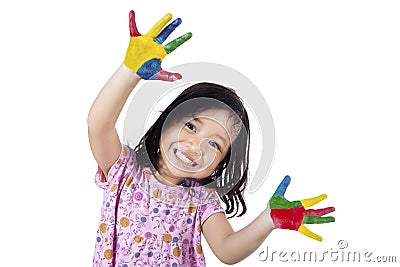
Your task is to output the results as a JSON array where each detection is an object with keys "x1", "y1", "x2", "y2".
[{"x1": 270, "y1": 195, "x2": 302, "y2": 209}]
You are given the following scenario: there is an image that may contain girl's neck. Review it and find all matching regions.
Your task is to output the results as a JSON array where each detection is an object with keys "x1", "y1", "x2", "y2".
[{"x1": 154, "y1": 157, "x2": 187, "y2": 186}]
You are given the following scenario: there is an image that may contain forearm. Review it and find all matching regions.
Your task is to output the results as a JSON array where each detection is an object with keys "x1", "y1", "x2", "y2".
[
  {"x1": 87, "y1": 64, "x2": 141, "y2": 132},
  {"x1": 219, "y1": 210, "x2": 274, "y2": 264}
]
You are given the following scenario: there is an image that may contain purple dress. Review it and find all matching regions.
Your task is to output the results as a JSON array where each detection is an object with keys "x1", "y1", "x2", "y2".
[{"x1": 92, "y1": 144, "x2": 225, "y2": 267}]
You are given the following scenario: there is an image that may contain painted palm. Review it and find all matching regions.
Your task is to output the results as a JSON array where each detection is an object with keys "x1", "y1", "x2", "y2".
[
  {"x1": 269, "y1": 176, "x2": 335, "y2": 241},
  {"x1": 123, "y1": 10, "x2": 192, "y2": 81}
]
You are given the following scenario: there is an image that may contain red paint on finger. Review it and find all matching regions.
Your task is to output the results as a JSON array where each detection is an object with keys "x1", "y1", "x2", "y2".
[
  {"x1": 156, "y1": 69, "x2": 182, "y2": 81},
  {"x1": 129, "y1": 10, "x2": 141, "y2": 37},
  {"x1": 305, "y1": 207, "x2": 335, "y2": 216}
]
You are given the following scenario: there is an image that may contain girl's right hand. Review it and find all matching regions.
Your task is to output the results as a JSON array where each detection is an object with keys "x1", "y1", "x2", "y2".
[{"x1": 123, "y1": 10, "x2": 192, "y2": 82}]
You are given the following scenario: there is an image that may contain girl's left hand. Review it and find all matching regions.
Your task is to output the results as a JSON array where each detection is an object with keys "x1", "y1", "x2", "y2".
[
  {"x1": 267, "y1": 175, "x2": 335, "y2": 241},
  {"x1": 123, "y1": 10, "x2": 192, "y2": 82}
]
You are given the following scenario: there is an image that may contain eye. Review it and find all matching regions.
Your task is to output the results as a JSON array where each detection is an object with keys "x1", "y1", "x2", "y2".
[
  {"x1": 185, "y1": 122, "x2": 197, "y2": 132},
  {"x1": 208, "y1": 140, "x2": 220, "y2": 151}
]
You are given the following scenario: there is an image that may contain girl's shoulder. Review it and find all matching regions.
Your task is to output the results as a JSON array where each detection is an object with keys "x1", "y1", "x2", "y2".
[{"x1": 95, "y1": 143, "x2": 143, "y2": 189}]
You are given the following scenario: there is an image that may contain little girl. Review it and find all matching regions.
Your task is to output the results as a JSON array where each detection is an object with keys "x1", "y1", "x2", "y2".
[{"x1": 88, "y1": 10, "x2": 335, "y2": 267}]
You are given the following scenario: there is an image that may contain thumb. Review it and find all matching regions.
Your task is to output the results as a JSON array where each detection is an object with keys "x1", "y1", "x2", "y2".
[{"x1": 153, "y1": 69, "x2": 182, "y2": 82}]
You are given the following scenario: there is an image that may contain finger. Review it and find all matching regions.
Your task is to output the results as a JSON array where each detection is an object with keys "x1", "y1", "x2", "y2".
[
  {"x1": 303, "y1": 215, "x2": 335, "y2": 224},
  {"x1": 300, "y1": 194, "x2": 327, "y2": 208},
  {"x1": 146, "y1": 13, "x2": 173, "y2": 38},
  {"x1": 129, "y1": 10, "x2": 141, "y2": 37},
  {"x1": 164, "y1": 32, "x2": 193, "y2": 54},
  {"x1": 152, "y1": 69, "x2": 182, "y2": 82},
  {"x1": 297, "y1": 224, "x2": 322, "y2": 242},
  {"x1": 305, "y1": 207, "x2": 335, "y2": 216},
  {"x1": 273, "y1": 175, "x2": 291, "y2": 197},
  {"x1": 154, "y1": 18, "x2": 182, "y2": 44}
]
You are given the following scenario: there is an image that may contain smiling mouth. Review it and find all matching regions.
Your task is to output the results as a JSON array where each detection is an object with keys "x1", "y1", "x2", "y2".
[{"x1": 173, "y1": 148, "x2": 198, "y2": 167}]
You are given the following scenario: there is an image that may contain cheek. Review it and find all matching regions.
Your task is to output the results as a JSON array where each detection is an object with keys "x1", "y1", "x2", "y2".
[
  {"x1": 201, "y1": 146, "x2": 217, "y2": 160},
  {"x1": 203, "y1": 151, "x2": 224, "y2": 169},
  {"x1": 160, "y1": 128, "x2": 178, "y2": 146},
  {"x1": 162, "y1": 126, "x2": 189, "y2": 145}
]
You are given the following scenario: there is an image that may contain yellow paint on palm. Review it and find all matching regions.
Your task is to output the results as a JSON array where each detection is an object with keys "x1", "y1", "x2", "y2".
[
  {"x1": 124, "y1": 35, "x2": 167, "y2": 72},
  {"x1": 300, "y1": 194, "x2": 327, "y2": 208},
  {"x1": 122, "y1": 10, "x2": 192, "y2": 81}
]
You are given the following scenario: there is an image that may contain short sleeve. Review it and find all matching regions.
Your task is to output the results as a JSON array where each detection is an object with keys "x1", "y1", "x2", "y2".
[
  {"x1": 94, "y1": 144, "x2": 137, "y2": 190},
  {"x1": 200, "y1": 199, "x2": 226, "y2": 225}
]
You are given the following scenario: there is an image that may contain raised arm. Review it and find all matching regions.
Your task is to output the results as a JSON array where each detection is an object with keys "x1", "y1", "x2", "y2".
[
  {"x1": 202, "y1": 176, "x2": 335, "y2": 264},
  {"x1": 87, "y1": 10, "x2": 192, "y2": 177},
  {"x1": 87, "y1": 65, "x2": 140, "y2": 177}
]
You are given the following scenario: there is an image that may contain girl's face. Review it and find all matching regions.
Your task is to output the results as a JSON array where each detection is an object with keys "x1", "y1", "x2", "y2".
[{"x1": 158, "y1": 108, "x2": 239, "y2": 184}]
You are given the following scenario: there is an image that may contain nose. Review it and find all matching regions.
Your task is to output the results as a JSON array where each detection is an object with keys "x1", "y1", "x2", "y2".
[{"x1": 185, "y1": 138, "x2": 202, "y2": 155}]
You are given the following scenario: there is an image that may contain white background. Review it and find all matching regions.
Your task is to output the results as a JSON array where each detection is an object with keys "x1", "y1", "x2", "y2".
[{"x1": 1, "y1": 0, "x2": 399, "y2": 266}]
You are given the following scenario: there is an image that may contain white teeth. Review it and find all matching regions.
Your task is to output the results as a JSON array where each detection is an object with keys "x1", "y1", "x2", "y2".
[{"x1": 174, "y1": 149, "x2": 195, "y2": 166}]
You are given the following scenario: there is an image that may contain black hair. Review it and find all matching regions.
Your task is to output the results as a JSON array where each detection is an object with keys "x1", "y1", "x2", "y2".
[{"x1": 134, "y1": 82, "x2": 250, "y2": 217}]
